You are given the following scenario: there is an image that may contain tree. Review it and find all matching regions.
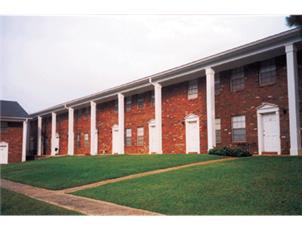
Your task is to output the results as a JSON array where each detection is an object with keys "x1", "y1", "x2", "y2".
[{"x1": 286, "y1": 15, "x2": 302, "y2": 27}]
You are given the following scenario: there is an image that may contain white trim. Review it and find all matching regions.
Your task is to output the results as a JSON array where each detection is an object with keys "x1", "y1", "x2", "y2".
[
  {"x1": 90, "y1": 101, "x2": 98, "y2": 156},
  {"x1": 185, "y1": 114, "x2": 200, "y2": 154},
  {"x1": 153, "y1": 83, "x2": 163, "y2": 154},
  {"x1": 67, "y1": 107, "x2": 74, "y2": 156},
  {"x1": 118, "y1": 93, "x2": 124, "y2": 154},
  {"x1": 51, "y1": 112, "x2": 57, "y2": 156},
  {"x1": 112, "y1": 124, "x2": 119, "y2": 154},
  {"x1": 37, "y1": 116, "x2": 42, "y2": 156},
  {"x1": 206, "y1": 67, "x2": 216, "y2": 150},
  {"x1": 148, "y1": 119, "x2": 156, "y2": 154},
  {"x1": 21, "y1": 120, "x2": 28, "y2": 162},
  {"x1": 286, "y1": 43, "x2": 302, "y2": 156},
  {"x1": 257, "y1": 103, "x2": 281, "y2": 155}
]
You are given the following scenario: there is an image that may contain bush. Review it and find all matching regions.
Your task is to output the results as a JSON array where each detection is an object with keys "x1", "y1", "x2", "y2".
[{"x1": 208, "y1": 146, "x2": 252, "y2": 157}]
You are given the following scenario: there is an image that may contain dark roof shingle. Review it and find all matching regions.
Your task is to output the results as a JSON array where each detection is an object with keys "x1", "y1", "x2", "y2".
[{"x1": 0, "y1": 100, "x2": 28, "y2": 119}]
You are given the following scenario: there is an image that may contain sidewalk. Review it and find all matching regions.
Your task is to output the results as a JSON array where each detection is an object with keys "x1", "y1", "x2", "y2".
[{"x1": 1, "y1": 179, "x2": 161, "y2": 215}]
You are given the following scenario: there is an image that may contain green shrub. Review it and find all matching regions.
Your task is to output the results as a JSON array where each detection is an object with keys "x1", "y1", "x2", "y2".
[{"x1": 208, "y1": 146, "x2": 252, "y2": 157}]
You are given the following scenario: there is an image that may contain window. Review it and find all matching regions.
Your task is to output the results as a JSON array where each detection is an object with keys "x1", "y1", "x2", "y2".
[
  {"x1": 230, "y1": 67, "x2": 245, "y2": 92},
  {"x1": 259, "y1": 59, "x2": 276, "y2": 86},
  {"x1": 0, "y1": 121, "x2": 8, "y2": 132},
  {"x1": 126, "y1": 97, "x2": 132, "y2": 112},
  {"x1": 137, "y1": 95, "x2": 144, "y2": 108},
  {"x1": 151, "y1": 93, "x2": 155, "y2": 106},
  {"x1": 215, "y1": 118, "x2": 221, "y2": 144},
  {"x1": 84, "y1": 133, "x2": 89, "y2": 147},
  {"x1": 114, "y1": 100, "x2": 118, "y2": 112},
  {"x1": 125, "y1": 128, "x2": 132, "y2": 146},
  {"x1": 76, "y1": 109, "x2": 82, "y2": 119},
  {"x1": 188, "y1": 80, "x2": 198, "y2": 99},
  {"x1": 76, "y1": 132, "x2": 81, "y2": 147},
  {"x1": 215, "y1": 75, "x2": 221, "y2": 95},
  {"x1": 137, "y1": 127, "x2": 144, "y2": 146},
  {"x1": 232, "y1": 115, "x2": 246, "y2": 142}
]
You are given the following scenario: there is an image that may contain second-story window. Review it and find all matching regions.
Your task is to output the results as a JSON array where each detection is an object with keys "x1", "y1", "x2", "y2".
[
  {"x1": 114, "y1": 100, "x2": 118, "y2": 112},
  {"x1": 259, "y1": 59, "x2": 276, "y2": 86},
  {"x1": 126, "y1": 97, "x2": 132, "y2": 112},
  {"x1": 188, "y1": 79, "x2": 198, "y2": 99},
  {"x1": 137, "y1": 95, "x2": 144, "y2": 109},
  {"x1": 151, "y1": 92, "x2": 155, "y2": 106},
  {"x1": 230, "y1": 67, "x2": 245, "y2": 92},
  {"x1": 215, "y1": 75, "x2": 221, "y2": 95}
]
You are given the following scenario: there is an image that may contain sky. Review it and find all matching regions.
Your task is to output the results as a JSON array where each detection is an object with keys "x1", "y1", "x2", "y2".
[{"x1": 0, "y1": 15, "x2": 290, "y2": 113}]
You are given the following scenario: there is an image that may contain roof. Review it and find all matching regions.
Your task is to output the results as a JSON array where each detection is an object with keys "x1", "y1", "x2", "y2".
[
  {"x1": 0, "y1": 100, "x2": 28, "y2": 121},
  {"x1": 30, "y1": 27, "x2": 302, "y2": 117}
]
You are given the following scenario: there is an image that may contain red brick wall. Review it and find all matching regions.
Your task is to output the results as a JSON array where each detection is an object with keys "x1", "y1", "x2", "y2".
[
  {"x1": 74, "y1": 107, "x2": 90, "y2": 155},
  {"x1": 124, "y1": 91, "x2": 154, "y2": 154},
  {"x1": 0, "y1": 121, "x2": 23, "y2": 163},
  {"x1": 215, "y1": 55, "x2": 290, "y2": 154},
  {"x1": 42, "y1": 116, "x2": 51, "y2": 155},
  {"x1": 162, "y1": 78, "x2": 208, "y2": 154},
  {"x1": 97, "y1": 100, "x2": 118, "y2": 154},
  {"x1": 57, "y1": 112, "x2": 68, "y2": 155}
]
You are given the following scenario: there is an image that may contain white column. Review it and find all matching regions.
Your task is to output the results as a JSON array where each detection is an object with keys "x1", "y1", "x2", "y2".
[
  {"x1": 154, "y1": 83, "x2": 163, "y2": 154},
  {"x1": 286, "y1": 44, "x2": 301, "y2": 156},
  {"x1": 118, "y1": 93, "x2": 125, "y2": 154},
  {"x1": 90, "y1": 101, "x2": 98, "y2": 155},
  {"x1": 51, "y1": 112, "x2": 57, "y2": 156},
  {"x1": 22, "y1": 120, "x2": 28, "y2": 162},
  {"x1": 37, "y1": 116, "x2": 42, "y2": 156},
  {"x1": 206, "y1": 67, "x2": 216, "y2": 150},
  {"x1": 68, "y1": 107, "x2": 74, "y2": 156}
]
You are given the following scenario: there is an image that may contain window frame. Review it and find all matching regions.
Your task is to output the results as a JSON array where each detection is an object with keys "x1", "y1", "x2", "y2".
[
  {"x1": 137, "y1": 127, "x2": 144, "y2": 146},
  {"x1": 215, "y1": 74, "x2": 221, "y2": 95},
  {"x1": 137, "y1": 95, "x2": 144, "y2": 109},
  {"x1": 215, "y1": 118, "x2": 221, "y2": 144},
  {"x1": 188, "y1": 79, "x2": 198, "y2": 100},
  {"x1": 231, "y1": 115, "x2": 246, "y2": 143},
  {"x1": 126, "y1": 97, "x2": 132, "y2": 112},
  {"x1": 125, "y1": 128, "x2": 132, "y2": 146},
  {"x1": 230, "y1": 67, "x2": 245, "y2": 92},
  {"x1": 259, "y1": 59, "x2": 277, "y2": 86}
]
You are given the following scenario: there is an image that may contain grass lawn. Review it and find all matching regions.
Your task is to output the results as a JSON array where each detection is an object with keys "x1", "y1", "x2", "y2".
[
  {"x1": 0, "y1": 154, "x2": 220, "y2": 190},
  {"x1": 74, "y1": 156, "x2": 302, "y2": 215},
  {"x1": 0, "y1": 188, "x2": 80, "y2": 215}
]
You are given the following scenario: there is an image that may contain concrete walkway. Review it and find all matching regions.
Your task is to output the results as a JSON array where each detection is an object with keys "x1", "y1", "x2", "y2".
[
  {"x1": 63, "y1": 157, "x2": 236, "y2": 193},
  {"x1": 0, "y1": 179, "x2": 161, "y2": 215}
]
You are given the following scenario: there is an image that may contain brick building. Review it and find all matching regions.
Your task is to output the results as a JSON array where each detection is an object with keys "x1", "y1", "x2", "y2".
[
  {"x1": 0, "y1": 100, "x2": 28, "y2": 163},
  {"x1": 9, "y1": 28, "x2": 302, "y2": 162}
]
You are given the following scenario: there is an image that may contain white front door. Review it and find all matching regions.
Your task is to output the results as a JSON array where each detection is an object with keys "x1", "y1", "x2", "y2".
[
  {"x1": 262, "y1": 113, "x2": 279, "y2": 152},
  {"x1": 185, "y1": 115, "x2": 200, "y2": 153},
  {"x1": 54, "y1": 133, "x2": 60, "y2": 154},
  {"x1": 149, "y1": 120, "x2": 156, "y2": 153},
  {"x1": 112, "y1": 125, "x2": 119, "y2": 154},
  {"x1": 0, "y1": 142, "x2": 8, "y2": 164}
]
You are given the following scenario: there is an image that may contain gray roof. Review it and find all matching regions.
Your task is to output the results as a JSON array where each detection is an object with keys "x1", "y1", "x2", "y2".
[{"x1": 0, "y1": 100, "x2": 28, "y2": 121}]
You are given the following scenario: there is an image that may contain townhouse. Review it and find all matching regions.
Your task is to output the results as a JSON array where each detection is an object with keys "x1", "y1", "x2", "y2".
[
  {"x1": 2, "y1": 28, "x2": 302, "y2": 163},
  {"x1": 0, "y1": 101, "x2": 28, "y2": 163}
]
